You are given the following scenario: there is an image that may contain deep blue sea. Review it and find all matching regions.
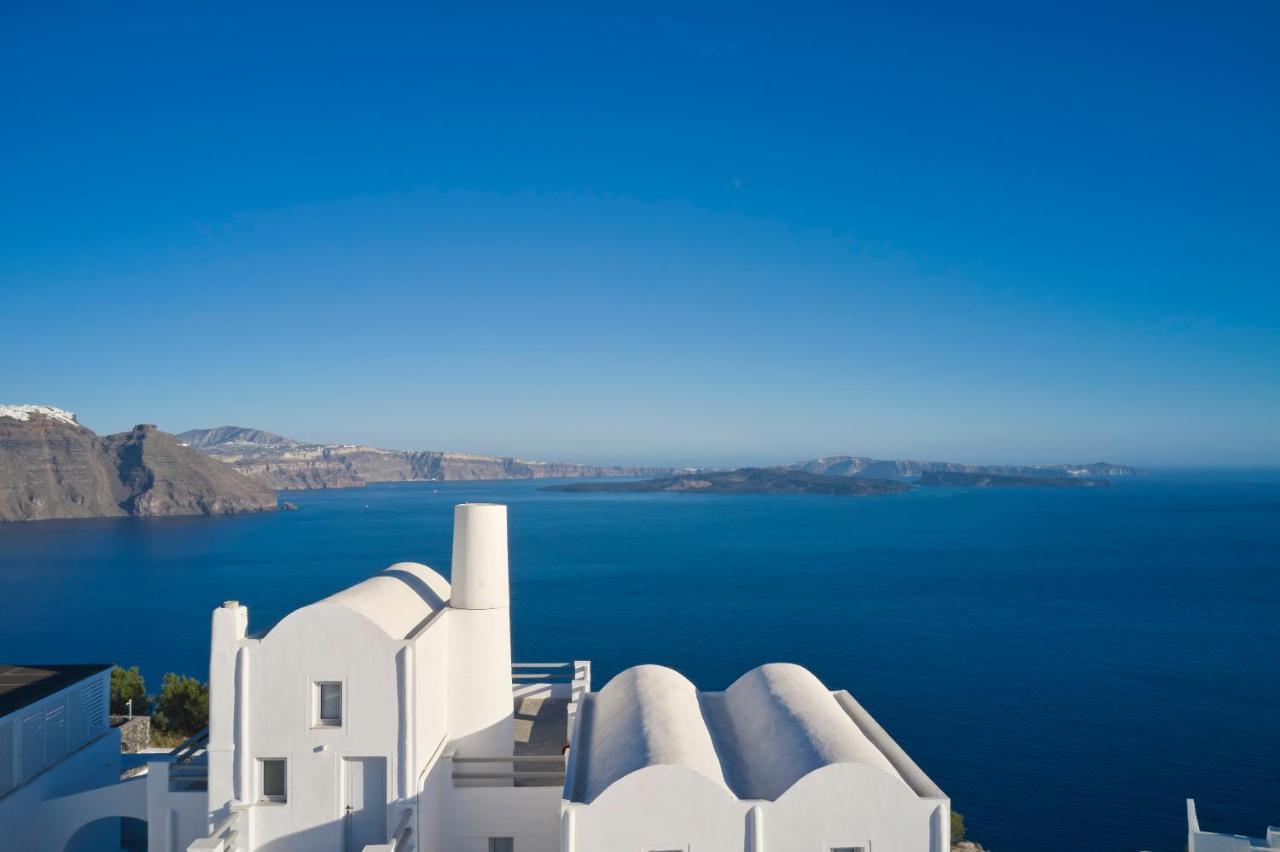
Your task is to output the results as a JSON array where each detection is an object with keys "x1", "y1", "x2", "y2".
[{"x1": 1, "y1": 471, "x2": 1277, "y2": 851}]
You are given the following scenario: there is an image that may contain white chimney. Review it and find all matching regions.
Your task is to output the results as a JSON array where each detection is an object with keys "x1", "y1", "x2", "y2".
[
  {"x1": 450, "y1": 503, "x2": 510, "y2": 610},
  {"x1": 446, "y1": 503, "x2": 515, "y2": 756}
]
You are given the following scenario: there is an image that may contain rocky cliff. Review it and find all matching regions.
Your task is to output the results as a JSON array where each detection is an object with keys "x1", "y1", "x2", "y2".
[
  {"x1": 178, "y1": 426, "x2": 679, "y2": 489},
  {"x1": 0, "y1": 406, "x2": 278, "y2": 521}
]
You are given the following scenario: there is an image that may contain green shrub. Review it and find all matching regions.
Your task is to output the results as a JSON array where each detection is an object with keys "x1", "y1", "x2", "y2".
[
  {"x1": 152, "y1": 673, "x2": 209, "y2": 736},
  {"x1": 110, "y1": 666, "x2": 149, "y2": 715},
  {"x1": 951, "y1": 810, "x2": 967, "y2": 843}
]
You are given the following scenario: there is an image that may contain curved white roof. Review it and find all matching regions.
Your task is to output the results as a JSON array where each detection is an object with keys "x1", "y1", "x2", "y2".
[
  {"x1": 576, "y1": 665, "x2": 729, "y2": 802},
  {"x1": 722, "y1": 663, "x2": 901, "y2": 799},
  {"x1": 315, "y1": 561, "x2": 451, "y2": 640},
  {"x1": 569, "y1": 662, "x2": 911, "y2": 802}
]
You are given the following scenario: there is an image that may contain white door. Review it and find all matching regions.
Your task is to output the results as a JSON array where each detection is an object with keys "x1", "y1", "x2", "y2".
[{"x1": 343, "y1": 757, "x2": 387, "y2": 852}]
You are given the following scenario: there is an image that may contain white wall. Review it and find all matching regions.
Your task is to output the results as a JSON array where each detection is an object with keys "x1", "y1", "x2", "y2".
[
  {"x1": 411, "y1": 616, "x2": 450, "y2": 775},
  {"x1": 3, "y1": 731, "x2": 126, "y2": 852},
  {"x1": 241, "y1": 606, "x2": 408, "y2": 852},
  {"x1": 440, "y1": 782, "x2": 562, "y2": 852},
  {"x1": 765, "y1": 764, "x2": 947, "y2": 852},
  {"x1": 566, "y1": 763, "x2": 948, "y2": 852},
  {"x1": 567, "y1": 766, "x2": 748, "y2": 852}
]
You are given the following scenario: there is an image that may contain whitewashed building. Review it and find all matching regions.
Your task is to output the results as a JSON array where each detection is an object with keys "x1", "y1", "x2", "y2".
[{"x1": 7, "y1": 503, "x2": 951, "y2": 852}]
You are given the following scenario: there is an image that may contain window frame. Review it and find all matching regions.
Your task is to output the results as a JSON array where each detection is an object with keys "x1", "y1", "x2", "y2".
[
  {"x1": 828, "y1": 844, "x2": 869, "y2": 852},
  {"x1": 312, "y1": 680, "x2": 344, "y2": 729},
  {"x1": 258, "y1": 757, "x2": 288, "y2": 804},
  {"x1": 488, "y1": 839, "x2": 515, "y2": 852}
]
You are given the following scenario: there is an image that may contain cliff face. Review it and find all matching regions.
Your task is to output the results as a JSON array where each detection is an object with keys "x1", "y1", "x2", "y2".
[
  {"x1": 178, "y1": 426, "x2": 678, "y2": 490},
  {"x1": 0, "y1": 407, "x2": 278, "y2": 522}
]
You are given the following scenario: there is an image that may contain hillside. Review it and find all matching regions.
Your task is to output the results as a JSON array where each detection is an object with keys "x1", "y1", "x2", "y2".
[
  {"x1": 178, "y1": 426, "x2": 679, "y2": 489},
  {"x1": 0, "y1": 406, "x2": 278, "y2": 522}
]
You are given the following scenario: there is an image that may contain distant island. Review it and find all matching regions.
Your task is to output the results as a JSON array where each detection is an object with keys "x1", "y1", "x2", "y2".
[
  {"x1": 918, "y1": 471, "x2": 1111, "y2": 488},
  {"x1": 792, "y1": 456, "x2": 1140, "y2": 479},
  {"x1": 546, "y1": 465, "x2": 1125, "y2": 496},
  {"x1": 543, "y1": 468, "x2": 913, "y2": 496},
  {"x1": 178, "y1": 425, "x2": 680, "y2": 490},
  {"x1": 0, "y1": 406, "x2": 277, "y2": 522}
]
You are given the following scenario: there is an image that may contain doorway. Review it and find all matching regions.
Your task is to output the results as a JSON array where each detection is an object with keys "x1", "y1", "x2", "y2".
[{"x1": 342, "y1": 756, "x2": 387, "y2": 852}]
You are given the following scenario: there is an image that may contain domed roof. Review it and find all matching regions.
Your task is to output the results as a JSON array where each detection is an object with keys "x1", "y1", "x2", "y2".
[
  {"x1": 314, "y1": 561, "x2": 451, "y2": 639},
  {"x1": 569, "y1": 662, "x2": 911, "y2": 802},
  {"x1": 721, "y1": 663, "x2": 900, "y2": 799},
  {"x1": 575, "y1": 665, "x2": 729, "y2": 802}
]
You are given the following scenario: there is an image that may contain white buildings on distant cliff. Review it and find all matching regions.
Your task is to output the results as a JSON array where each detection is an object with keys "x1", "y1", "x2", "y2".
[{"x1": 3, "y1": 503, "x2": 951, "y2": 852}]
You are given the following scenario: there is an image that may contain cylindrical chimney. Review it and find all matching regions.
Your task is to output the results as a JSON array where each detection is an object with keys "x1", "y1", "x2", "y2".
[{"x1": 450, "y1": 503, "x2": 509, "y2": 610}]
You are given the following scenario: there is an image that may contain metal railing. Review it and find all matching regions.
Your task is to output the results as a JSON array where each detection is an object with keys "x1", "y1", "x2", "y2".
[
  {"x1": 168, "y1": 726, "x2": 209, "y2": 791},
  {"x1": 450, "y1": 754, "x2": 566, "y2": 785},
  {"x1": 169, "y1": 727, "x2": 210, "y2": 792}
]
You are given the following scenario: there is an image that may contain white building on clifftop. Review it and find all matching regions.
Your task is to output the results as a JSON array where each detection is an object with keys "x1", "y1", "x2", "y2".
[{"x1": 8, "y1": 503, "x2": 950, "y2": 852}]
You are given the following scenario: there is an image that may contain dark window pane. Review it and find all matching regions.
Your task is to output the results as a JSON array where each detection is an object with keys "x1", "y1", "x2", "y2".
[
  {"x1": 262, "y1": 759, "x2": 286, "y2": 799},
  {"x1": 319, "y1": 683, "x2": 341, "y2": 723}
]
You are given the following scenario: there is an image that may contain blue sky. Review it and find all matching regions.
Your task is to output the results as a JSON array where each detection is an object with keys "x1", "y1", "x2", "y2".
[{"x1": 2, "y1": 3, "x2": 1277, "y2": 466}]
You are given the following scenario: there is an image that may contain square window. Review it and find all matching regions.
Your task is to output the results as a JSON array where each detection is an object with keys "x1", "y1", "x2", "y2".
[
  {"x1": 315, "y1": 682, "x2": 341, "y2": 726},
  {"x1": 489, "y1": 840, "x2": 514, "y2": 852},
  {"x1": 259, "y1": 758, "x2": 286, "y2": 802}
]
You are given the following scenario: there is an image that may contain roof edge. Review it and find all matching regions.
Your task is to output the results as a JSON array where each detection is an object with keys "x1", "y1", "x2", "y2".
[{"x1": 832, "y1": 690, "x2": 947, "y2": 800}]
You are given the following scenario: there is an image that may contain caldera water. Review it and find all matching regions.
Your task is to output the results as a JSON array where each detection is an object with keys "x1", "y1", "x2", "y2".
[{"x1": 1, "y1": 470, "x2": 1277, "y2": 852}]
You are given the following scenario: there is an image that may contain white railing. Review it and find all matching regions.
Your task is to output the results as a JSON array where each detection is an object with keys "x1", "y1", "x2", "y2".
[
  {"x1": 567, "y1": 660, "x2": 591, "y2": 742},
  {"x1": 188, "y1": 807, "x2": 242, "y2": 852}
]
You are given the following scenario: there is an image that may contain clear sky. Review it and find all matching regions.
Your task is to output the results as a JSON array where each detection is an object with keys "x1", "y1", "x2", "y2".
[{"x1": 2, "y1": 3, "x2": 1277, "y2": 467}]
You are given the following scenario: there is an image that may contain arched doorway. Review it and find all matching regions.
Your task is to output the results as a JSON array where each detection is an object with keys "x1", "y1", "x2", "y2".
[{"x1": 63, "y1": 816, "x2": 147, "y2": 852}]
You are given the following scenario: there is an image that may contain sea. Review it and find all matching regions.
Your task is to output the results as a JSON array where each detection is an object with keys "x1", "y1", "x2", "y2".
[{"x1": 1, "y1": 469, "x2": 1277, "y2": 852}]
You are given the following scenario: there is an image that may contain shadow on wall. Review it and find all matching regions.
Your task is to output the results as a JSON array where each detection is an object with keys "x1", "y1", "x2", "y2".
[
  {"x1": 63, "y1": 816, "x2": 147, "y2": 852},
  {"x1": 254, "y1": 798, "x2": 416, "y2": 852}
]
